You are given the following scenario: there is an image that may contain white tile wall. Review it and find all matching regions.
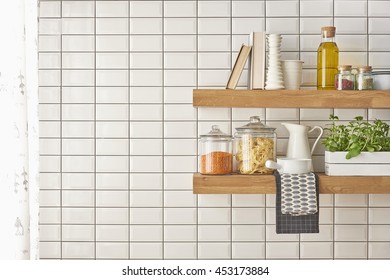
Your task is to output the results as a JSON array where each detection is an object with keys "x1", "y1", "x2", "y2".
[{"x1": 38, "y1": 0, "x2": 390, "y2": 260}]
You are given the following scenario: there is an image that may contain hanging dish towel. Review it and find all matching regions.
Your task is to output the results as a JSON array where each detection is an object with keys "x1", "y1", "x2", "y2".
[{"x1": 274, "y1": 171, "x2": 319, "y2": 234}]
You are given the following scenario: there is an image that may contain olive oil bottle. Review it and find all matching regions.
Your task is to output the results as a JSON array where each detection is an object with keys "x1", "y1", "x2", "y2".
[{"x1": 317, "y1": 26, "x2": 339, "y2": 90}]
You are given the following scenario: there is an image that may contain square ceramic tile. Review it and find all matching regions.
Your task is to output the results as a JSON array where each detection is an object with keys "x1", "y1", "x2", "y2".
[
  {"x1": 40, "y1": 242, "x2": 61, "y2": 259},
  {"x1": 40, "y1": 208, "x2": 61, "y2": 224},
  {"x1": 40, "y1": 225, "x2": 61, "y2": 241},
  {"x1": 40, "y1": 1, "x2": 61, "y2": 18},
  {"x1": 39, "y1": 35, "x2": 61, "y2": 51}
]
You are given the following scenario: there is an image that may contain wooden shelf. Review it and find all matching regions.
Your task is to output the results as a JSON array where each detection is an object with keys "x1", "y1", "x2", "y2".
[
  {"x1": 193, "y1": 89, "x2": 390, "y2": 108},
  {"x1": 193, "y1": 173, "x2": 390, "y2": 194}
]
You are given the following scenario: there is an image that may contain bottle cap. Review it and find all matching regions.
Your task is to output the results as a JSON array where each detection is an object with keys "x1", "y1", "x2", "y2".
[{"x1": 321, "y1": 26, "x2": 336, "y2": 38}]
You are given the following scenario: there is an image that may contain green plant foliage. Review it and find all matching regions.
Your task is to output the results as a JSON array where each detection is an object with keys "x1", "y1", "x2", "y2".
[{"x1": 322, "y1": 114, "x2": 390, "y2": 159}]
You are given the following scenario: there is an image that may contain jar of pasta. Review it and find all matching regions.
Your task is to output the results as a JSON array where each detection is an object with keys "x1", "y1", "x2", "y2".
[
  {"x1": 234, "y1": 116, "x2": 276, "y2": 175},
  {"x1": 199, "y1": 125, "x2": 233, "y2": 175}
]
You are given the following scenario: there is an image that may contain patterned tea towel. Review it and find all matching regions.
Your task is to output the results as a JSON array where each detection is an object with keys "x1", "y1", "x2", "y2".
[{"x1": 274, "y1": 171, "x2": 319, "y2": 234}]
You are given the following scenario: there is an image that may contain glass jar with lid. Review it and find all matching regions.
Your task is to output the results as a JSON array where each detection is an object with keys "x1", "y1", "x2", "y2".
[
  {"x1": 199, "y1": 125, "x2": 233, "y2": 175},
  {"x1": 335, "y1": 65, "x2": 355, "y2": 90},
  {"x1": 356, "y1": 66, "x2": 374, "y2": 90},
  {"x1": 234, "y1": 116, "x2": 276, "y2": 175}
]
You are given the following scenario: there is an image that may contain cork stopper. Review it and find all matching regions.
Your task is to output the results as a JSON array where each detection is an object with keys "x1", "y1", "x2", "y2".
[
  {"x1": 321, "y1": 26, "x2": 336, "y2": 38},
  {"x1": 338, "y1": 65, "x2": 352, "y2": 71},
  {"x1": 358, "y1": 66, "x2": 372, "y2": 72}
]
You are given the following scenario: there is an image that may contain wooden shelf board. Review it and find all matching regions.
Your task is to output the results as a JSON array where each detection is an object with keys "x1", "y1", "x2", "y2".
[
  {"x1": 193, "y1": 89, "x2": 390, "y2": 108},
  {"x1": 193, "y1": 173, "x2": 390, "y2": 194}
]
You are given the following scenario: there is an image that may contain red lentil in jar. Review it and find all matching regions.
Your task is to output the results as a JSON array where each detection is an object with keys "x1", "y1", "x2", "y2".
[{"x1": 199, "y1": 125, "x2": 233, "y2": 175}]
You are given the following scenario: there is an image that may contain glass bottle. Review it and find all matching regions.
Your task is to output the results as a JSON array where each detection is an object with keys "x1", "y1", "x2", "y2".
[
  {"x1": 356, "y1": 66, "x2": 374, "y2": 90},
  {"x1": 317, "y1": 26, "x2": 339, "y2": 90},
  {"x1": 335, "y1": 65, "x2": 355, "y2": 90},
  {"x1": 234, "y1": 116, "x2": 276, "y2": 175},
  {"x1": 199, "y1": 125, "x2": 233, "y2": 175}
]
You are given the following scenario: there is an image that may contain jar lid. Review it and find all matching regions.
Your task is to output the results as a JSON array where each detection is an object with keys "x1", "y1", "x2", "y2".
[
  {"x1": 235, "y1": 116, "x2": 276, "y2": 133},
  {"x1": 338, "y1": 65, "x2": 352, "y2": 71},
  {"x1": 321, "y1": 26, "x2": 336, "y2": 38},
  {"x1": 200, "y1": 125, "x2": 232, "y2": 140},
  {"x1": 358, "y1": 66, "x2": 372, "y2": 72}
]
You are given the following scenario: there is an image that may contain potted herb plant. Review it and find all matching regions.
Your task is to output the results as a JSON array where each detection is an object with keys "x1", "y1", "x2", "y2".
[{"x1": 322, "y1": 114, "x2": 390, "y2": 176}]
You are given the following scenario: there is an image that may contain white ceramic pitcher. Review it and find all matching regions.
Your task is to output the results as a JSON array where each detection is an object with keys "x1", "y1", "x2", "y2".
[{"x1": 282, "y1": 123, "x2": 324, "y2": 159}]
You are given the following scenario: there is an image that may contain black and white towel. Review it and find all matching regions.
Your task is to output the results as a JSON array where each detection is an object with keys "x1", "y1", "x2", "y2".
[{"x1": 275, "y1": 171, "x2": 319, "y2": 234}]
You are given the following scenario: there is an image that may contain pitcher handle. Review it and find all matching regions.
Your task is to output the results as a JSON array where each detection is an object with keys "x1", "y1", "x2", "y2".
[{"x1": 308, "y1": 126, "x2": 324, "y2": 155}]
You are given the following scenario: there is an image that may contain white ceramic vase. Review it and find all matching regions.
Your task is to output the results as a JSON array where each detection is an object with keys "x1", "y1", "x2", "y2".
[{"x1": 265, "y1": 34, "x2": 285, "y2": 90}]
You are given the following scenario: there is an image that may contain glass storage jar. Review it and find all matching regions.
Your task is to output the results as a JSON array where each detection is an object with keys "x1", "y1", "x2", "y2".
[
  {"x1": 234, "y1": 116, "x2": 276, "y2": 175},
  {"x1": 199, "y1": 125, "x2": 233, "y2": 175},
  {"x1": 356, "y1": 66, "x2": 374, "y2": 90},
  {"x1": 335, "y1": 65, "x2": 355, "y2": 90}
]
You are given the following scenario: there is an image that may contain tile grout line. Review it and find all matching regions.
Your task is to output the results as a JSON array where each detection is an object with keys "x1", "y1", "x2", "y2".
[
  {"x1": 60, "y1": 0, "x2": 63, "y2": 260},
  {"x1": 93, "y1": 0, "x2": 97, "y2": 260},
  {"x1": 162, "y1": 0, "x2": 165, "y2": 260},
  {"x1": 229, "y1": 0, "x2": 233, "y2": 260},
  {"x1": 196, "y1": 0, "x2": 199, "y2": 261},
  {"x1": 128, "y1": 0, "x2": 131, "y2": 260}
]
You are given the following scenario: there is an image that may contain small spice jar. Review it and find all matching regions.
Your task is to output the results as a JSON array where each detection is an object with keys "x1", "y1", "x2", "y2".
[
  {"x1": 356, "y1": 66, "x2": 374, "y2": 90},
  {"x1": 335, "y1": 65, "x2": 355, "y2": 90},
  {"x1": 199, "y1": 125, "x2": 233, "y2": 175},
  {"x1": 234, "y1": 116, "x2": 276, "y2": 175}
]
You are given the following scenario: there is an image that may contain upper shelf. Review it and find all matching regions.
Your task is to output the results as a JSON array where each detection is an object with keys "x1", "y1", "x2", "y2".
[{"x1": 193, "y1": 89, "x2": 390, "y2": 108}]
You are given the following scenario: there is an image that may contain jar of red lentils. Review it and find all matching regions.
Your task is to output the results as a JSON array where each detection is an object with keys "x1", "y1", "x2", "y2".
[{"x1": 199, "y1": 125, "x2": 233, "y2": 175}]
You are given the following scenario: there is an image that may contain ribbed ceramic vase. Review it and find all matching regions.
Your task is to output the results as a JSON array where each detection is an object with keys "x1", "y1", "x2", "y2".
[{"x1": 265, "y1": 34, "x2": 285, "y2": 90}]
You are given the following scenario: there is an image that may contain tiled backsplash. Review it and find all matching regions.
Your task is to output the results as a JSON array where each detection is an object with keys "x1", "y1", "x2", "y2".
[{"x1": 38, "y1": 0, "x2": 390, "y2": 259}]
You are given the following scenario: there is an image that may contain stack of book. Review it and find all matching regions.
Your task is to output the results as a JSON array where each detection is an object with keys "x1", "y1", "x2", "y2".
[{"x1": 226, "y1": 32, "x2": 266, "y2": 90}]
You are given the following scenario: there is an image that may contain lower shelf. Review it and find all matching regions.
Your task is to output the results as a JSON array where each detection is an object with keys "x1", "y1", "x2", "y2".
[{"x1": 193, "y1": 173, "x2": 390, "y2": 194}]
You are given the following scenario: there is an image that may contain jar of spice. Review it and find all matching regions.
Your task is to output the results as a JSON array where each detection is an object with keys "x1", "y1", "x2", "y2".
[
  {"x1": 234, "y1": 116, "x2": 276, "y2": 175},
  {"x1": 356, "y1": 66, "x2": 374, "y2": 90},
  {"x1": 335, "y1": 65, "x2": 355, "y2": 90},
  {"x1": 199, "y1": 125, "x2": 233, "y2": 175}
]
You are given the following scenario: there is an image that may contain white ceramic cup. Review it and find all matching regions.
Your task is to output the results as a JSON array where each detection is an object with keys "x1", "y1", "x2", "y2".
[
  {"x1": 265, "y1": 158, "x2": 312, "y2": 174},
  {"x1": 281, "y1": 60, "x2": 304, "y2": 90}
]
